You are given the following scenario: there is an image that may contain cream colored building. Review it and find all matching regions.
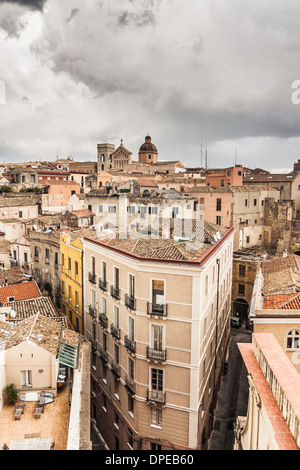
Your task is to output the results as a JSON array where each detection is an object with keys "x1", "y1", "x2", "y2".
[
  {"x1": 83, "y1": 223, "x2": 234, "y2": 450},
  {"x1": 236, "y1": 333, "x2": 300, "y2": 450},
  {"x1": 249, "y1": 253, "x2": 300, "y2": 373}
]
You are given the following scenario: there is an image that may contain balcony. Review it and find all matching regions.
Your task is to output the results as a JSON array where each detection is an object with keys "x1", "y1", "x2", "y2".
[
  {"x1": 99, "y1": 347, "x2": 108, "y2": 363},
  {"x1": 147, "y1": 390, "x2": 166, "y2": 405},
  {"x1": 89, "y1": 305, "x2": 97, "y2": 318},
  {"x1": 146, "y1": 346, "x2": 167, "y2": 362},
  {"x1": 124, "y1": 335, "x2": 136, "y2": 354},
  {"x1": 111, "y1": 361, "x2": 121, "y2": 378},
  {"x1": 110, "y1": 285, "x2": 120, "y2": 300},
  {"x1": 147, "y1": 302, "x2": 168, "y2": 317},
  {"x1": 111, "y1": 324, "x2": 121, "y2": 340},
  {"x1": 125, "y1": 375, "x2": 136, "y2": 395},
  {"x1": 99, "y1": 312, "x2": 108, "y2": 329},
  {"x1": 88, "y1": 272, "x2": 96, "y2": 284},
  {"x1": 99, "y1": 278, "x2": 107, "y2": 291},
  {"x1": 124, "y1": 294, "x2": 136, "y2": 311}
]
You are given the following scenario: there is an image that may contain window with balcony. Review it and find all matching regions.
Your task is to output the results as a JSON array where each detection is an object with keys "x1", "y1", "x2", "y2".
[
  {"x1": 147, "y1": 324, "x2": 166, "y2": 362},
  {"x1": 99, "y1": 261, "x2": 107, "y2": 290},
  {"x1": 148, "y1": 280, "x2": 167, "y2": 316},
  {"x1": 148, "y1": 368, "x2": 165, "y2": 404},
  {"x1": 111, "y1": 267, "x2": 120, "y2": 299},
  {"x1": 125, "y1": 274, "x2": 136, "y2": 309}
]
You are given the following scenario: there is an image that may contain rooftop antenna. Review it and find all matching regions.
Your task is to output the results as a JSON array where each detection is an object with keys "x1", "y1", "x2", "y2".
[
  {"x1": 200, "y1": 137, "x2": 203, "y2": 168},
  {"x1": 205, "y1": 141, "x2": 208, "y2": 169},
  {"x1": 235, "y1": 146, "x2": 237, "y2": 165}
]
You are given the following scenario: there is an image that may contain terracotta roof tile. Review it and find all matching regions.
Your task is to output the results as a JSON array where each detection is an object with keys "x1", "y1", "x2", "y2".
[{"x1": 0, "y1": 280, "x2": 41, "y2": 303}]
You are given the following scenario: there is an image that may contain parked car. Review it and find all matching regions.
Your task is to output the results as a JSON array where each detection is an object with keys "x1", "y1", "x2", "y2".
[{"x1": 230, "y1": 316, "x2": 241, "y2": 328}]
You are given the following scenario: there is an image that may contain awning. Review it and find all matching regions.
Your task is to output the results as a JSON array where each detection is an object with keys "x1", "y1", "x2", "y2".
[{"x1": 58, "y1": 342, "x2": 78, "y2": 369}]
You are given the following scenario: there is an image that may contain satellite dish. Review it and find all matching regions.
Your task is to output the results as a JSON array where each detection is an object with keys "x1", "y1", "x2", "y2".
[
  {"x1": 10, "y1": 310, "x2": 16, "y2": 318},
  {"x1": 33, "y1": 225, "x2": 37, "y2": 230}
]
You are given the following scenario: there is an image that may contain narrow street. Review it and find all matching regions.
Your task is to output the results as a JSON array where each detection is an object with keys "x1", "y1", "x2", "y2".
[{"x1": 208, "y1": 326, "x2": 251, "y2": 450}]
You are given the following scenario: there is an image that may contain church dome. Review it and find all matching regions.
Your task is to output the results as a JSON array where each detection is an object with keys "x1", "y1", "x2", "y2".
[{"x1": 139, "y1": 135, "x2": 158, "y2": 154}]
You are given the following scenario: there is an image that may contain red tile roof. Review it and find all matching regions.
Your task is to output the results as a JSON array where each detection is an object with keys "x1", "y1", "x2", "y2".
[
  {"x1": 0, "y1": 280, "x2": 41, "y2": 303},
  {"x1": 238, "y1": 335, "x2": 299, "y2": 450},
  {"x1": 263, "y1": 294, "x2": 297, "y2": 309},
  {"x1": 279, "y1": 292, "x2": 300, "y2": 310}
]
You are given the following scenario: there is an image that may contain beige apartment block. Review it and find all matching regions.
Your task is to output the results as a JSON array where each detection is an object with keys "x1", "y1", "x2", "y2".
[
  {"x1": 249, "y1": 254, "x2": 300, "y2": 374},
  {"x1": 236, "y1": 333, "x2": 300, "y2": 450},
  {"x1": 82, "y1": 224, "x2": 234, "y2": 450}
]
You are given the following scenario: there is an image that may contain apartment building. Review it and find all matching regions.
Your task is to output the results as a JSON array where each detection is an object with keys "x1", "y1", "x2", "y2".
[
  {"x1": 60, "y1": 228, "x2": 96, "y2": 334},
  {"x1": 205, "y1": 165, "x2": 243, "y2": 188},
  {"x1": 184, "y1": 185, "x2": 280, "y2": 251},
  {"x1": 29, "y1": 230, "x2": 61, "y2": 308},
  {"x1": 83, "y1": 223, "x2": 234, "y2": 450},
  {"x1": 249, "y1": 253, "x2": 300, "y2": 374},
  {"x1": 236, "y1": 333, "x2": 300, "y2": 450}
]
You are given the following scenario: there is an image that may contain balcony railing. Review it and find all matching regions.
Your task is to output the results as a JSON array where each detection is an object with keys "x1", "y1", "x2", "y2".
[
  {"x1": 124, "y1": 335, "x2": 136, "y2": 354},
  {"x1": 147, "y1": 390, "x2": 166, "y2": 405},
  {"x1": 110, "y1": 285, "x2": 120, "y2": 300},
  {"x1": 147, "y1": 302, "x2": 168, "y2": 317},
  {"x1": 124, "y1": 294, "x2": 136, "y2": 310},
  {"x1": 99, "y1": 312, "x2": 108, "y2": 329},
  {"x1": 125, "y1": 375, "x2": 136, "y2": 395},
  {"x1": 111, "y1": 324, "x2": 121, "y2": 340},
  {"x1": 111, "y1": 361, "x2": 121, "y2": 378},
  {"x1": 89, "y1": 305, "x2": 97, "y2": 318},
  {"x1": 88, "y1": 272, "x2": 96, "y2": 284},
  {"x1": 99, "y1": 347, "x2": 108, "y2": 363},
  {"x1": 146, "y1": 346, "x2": 167, "y2": 362},
  {"x1": 99, "y1": 279, "x2": 107, "y2": 291}
]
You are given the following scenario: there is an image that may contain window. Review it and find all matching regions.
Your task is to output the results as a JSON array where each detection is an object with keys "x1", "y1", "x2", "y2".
[
  {"x1": 129, "y1": 316, "x2": 135, "y2": 342},
  {"x1": 45, "y1": 248, "x2": 49, "y2": 262},
  {"x1": 246, "y1": 236, "x2": 250, "y2": 244},
  {"x1": 19, "y1": 211, "x2": 22, "y2": 218},
  {"x1": 287, "y1": 330, "x2": 300, "y2": 350},
  {"x1": 114, "y1": 267, "x2": 119, "y2": 289},
  {"x1": 205, "y1": 275, "x2": 208, "y2": 296},
  {"x1": 91, "y1": 256, "x2": 95, "y2": 275},
  {"x1": 108, "y1": 206, "x2": 116, "y2": 213},
  {"x1": 152, "y1": 280, "x2": 164, "y2": 306},
  {"x1": 75, "y1": 290, "x2": 79, "y2": 307},
  {"x1": 114, "y1": 305, "x2": 120, "y2": 329},
  {"x1": 75, "y1": 261, "x2": 79, "y2": 276},
  {"x1": 239, "y1": 265, "x2": 246, "y2": 276},
  {"x1": 253, "y1": 198, "x2": 257, "y2": 206},
  {"x1": 34, "y1": 246, "x2": 39, "y2": 257},
  {"x1": 151, "y1": 368, "x2": 163, "y2": 392},
  {"x1": 98, "y1": 205, "x2": 103, "y2": 213},
  {"x1": 238, "y1": 284, "x2": 245, "y2": 295},
  {"x1": 21, "y1": 370, "x2": 32, "y2": 387},
  {"x1": 61, "y1": 280, "x2": 65, "y2": 295},
  {"x1": 68, "y1": 257, "x2": 71, "y2": 271},
  {"x1": 115, "y1": 344, "x2": 120, "y2": 364},
  {"x1": 151, "y1": 408, "x2": 162, "y2": 428},
  {"x1": 151, "y1": 324, "x2": 163, "y2": 350},
  {"x1": 129, "y1": 358, "x2": 134, "y2": 381},
  {"x1": 129, "y1": 274, "x2": 135, "y2": 299},
  {"x1": 128, "y1": 395, "x2": 134, "y2": 416},
  {"x1": 102, "y1": 261, "x2": 107, "y2": 282},
  {"x1": 245, "y1": 199, "x2": 248, "y2": 207},
  {"x1": 216, "y1": 215, "x2": 221, "y2": 225},
  {"x1": 216, "y1": 198, "x2": 222, "y2": 211},
  {"x1": 221, "y1": 179, "x2": 224, "y2": 186}
]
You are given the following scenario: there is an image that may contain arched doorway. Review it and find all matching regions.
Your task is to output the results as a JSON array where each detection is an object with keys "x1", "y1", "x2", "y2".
[{"x1": 233, "y1": 298, "x2": 249, "y2": 323}]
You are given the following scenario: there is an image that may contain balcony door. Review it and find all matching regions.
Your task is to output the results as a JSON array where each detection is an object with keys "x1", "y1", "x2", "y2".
[{"x1": 151, "y1": 325, "x2": 163, "y2": 351}]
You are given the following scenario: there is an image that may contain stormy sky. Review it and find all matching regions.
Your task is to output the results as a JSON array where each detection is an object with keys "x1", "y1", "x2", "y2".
[{"x1": 0, "y1": 0, "x2": 300, "y2": 170}]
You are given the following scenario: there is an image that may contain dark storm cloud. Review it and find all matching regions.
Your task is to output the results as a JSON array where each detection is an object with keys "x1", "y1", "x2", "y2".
[
  {"x1": 117, "y1": 9, "x2": 155, "y2": 28},
  {"x1": 0, "y1": 0, "x2": 47, "y2": 10}
]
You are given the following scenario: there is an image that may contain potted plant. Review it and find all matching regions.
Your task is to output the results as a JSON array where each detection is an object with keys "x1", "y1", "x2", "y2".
[{"x1": 3, "y1": 383, "x2": 19, "y2": 405}]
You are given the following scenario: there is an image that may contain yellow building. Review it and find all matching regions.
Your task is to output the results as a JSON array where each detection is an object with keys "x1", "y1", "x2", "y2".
[{"x1": 60, "y1": 232, "x2": 84, "y2": 334}]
